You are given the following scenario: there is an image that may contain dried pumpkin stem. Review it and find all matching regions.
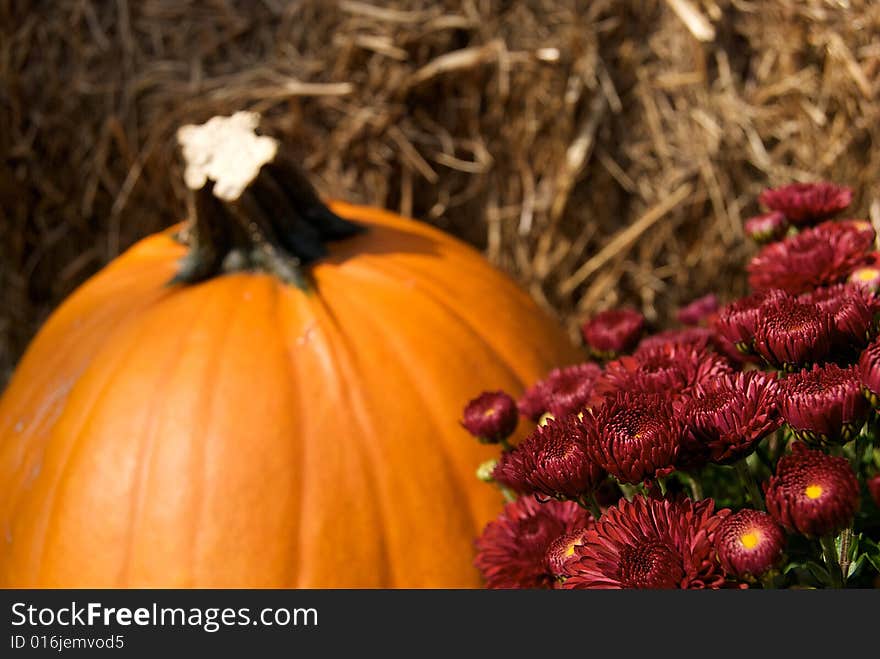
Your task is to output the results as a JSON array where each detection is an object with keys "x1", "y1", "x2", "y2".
[{"x1": 172, "y1": 112, "x2": 364, "y2": 288}]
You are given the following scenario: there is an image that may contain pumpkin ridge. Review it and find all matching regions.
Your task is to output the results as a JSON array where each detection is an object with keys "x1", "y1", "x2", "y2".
[
  {"x1": 277, "y1": 285, "x2": 332, "y2": 587},
  {"x1": 186, "y1": 282, "x2": 241, "y2": 588},
  {"x1": 317, "y1": 215, "x2": 575, "y2": 377},
  {"x1": 342, "y1": 257, "x2": 529, "y2": 391},
  {"x1": 303, "y1": 291, "x2": 395, "y2": 586},
  {"x1": 116, "y1": 288, "x2": 217, "y2": 586},
  {"x1": 268, "y1": 282, "x2": 304, "y2": 587},
  {"x1": 27, "y1": 297, "x2": 190, "y2": 586},
  {"x1": 316, "y1": 272, "x2": 489, "y2": 585},
  {"x1": 0, "y1": 256, "x2": 176, "y2": 442}
]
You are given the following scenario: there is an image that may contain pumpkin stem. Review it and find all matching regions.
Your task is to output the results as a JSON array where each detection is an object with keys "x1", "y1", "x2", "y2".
[{"x1": 172, "y1": 111, "x2": 364, "y2": 287}]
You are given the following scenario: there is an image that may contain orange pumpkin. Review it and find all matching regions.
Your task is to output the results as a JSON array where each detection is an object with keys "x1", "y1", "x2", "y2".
[{"x1": 0, "y1": 114, "x2": 579, "y2": 587}]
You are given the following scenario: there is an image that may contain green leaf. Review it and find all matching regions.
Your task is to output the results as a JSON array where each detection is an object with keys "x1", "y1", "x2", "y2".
[
  {"x1": 783, "y1": 560, "x2": 833, "y2": 587},
  {"x1": 847, "y1": 554, "x2": 866, "y2": 579},
  {"x1": 859, "y1": 537, "x2": 880, "y2": 574}
]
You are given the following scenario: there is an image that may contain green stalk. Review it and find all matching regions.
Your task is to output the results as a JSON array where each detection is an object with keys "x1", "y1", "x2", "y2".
[
  {"x1": 768, "y1": 428, "x2": 785, "y2": 463},
  {"x1": 838, "y1": 527, "x2": 853, "y2": 584},
  {"x1": 677, "y1": 472, "x2": 703, "y2": 500},
  {"x1": 850, "y1": 428, "x2": 868, "y2": 474},
  {"x1": 820, "y1": 536, "x2": 844, "y2": 588},
  {"x1": 735, "y1": 460, "x2": 765, "y2": 511},
  {"x1": 579, "y1": 493, "x2": 603, "y2": 521},
  {"x1": 759, "y1": 572, "x2": 777, "y2": 590}
]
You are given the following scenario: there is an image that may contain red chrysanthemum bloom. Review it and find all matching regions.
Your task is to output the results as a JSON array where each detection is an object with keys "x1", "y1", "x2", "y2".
[
  {"x1": 581, "y1": 308, "x2": 645, "y2": 358},
  {"x1": 594, "y1": 341, "x2": 731, "y2": 401},
  {"x1": 745, "y1": 211, "x2": 789, "y2": 244},
  {"x1": 545, "y1": 527, "x2": 592, "y2": 580},
  {"x1": 474, "y1": 497, "x2": 591, "y2": 589},
  {"x1": 836, "y1": 218, "x2": 878, "y2": 242},
  {"x1": 460, "y1": 391, "x2": 518, "y2": 443},
  {"x1": 517, "y1": 362, "x2": 602, "y2": 421},
  {"x1": 712, "y1": 290, "x2": 787, "y2": 354},
  {"x1": 636, "y1": 327, "x2": 749, "y2": 366},
  {"x1": 778, "y1": 363, "x2": 869, "y2": 446},
  {"x1": 562, "y1": 496, "x2": 729, "y2": 589},
  {"x1": 584, "y1": 393, "x2": 681, "y2": 484},
  {"x1": 714, "y1": 510, "x2": 786, "y2": 578},
  {"x1": 858, "y1": 336, "x2": 880, "y2": 406},
  {"x1": 747, "y1": 220, "x2": 875, "y2": 295},
  {"x1": 848, "y1": 252, "x2": 880, "y2": 293},
  {"x1": 676, "y1": 371, "x2": 781, "y2": 468},
  {"x1": 636, "y1": 327, "x2": 711, "y2": 352},
  {"x1": 759, "y1": 182, "x2": 853, "y2": 226},
  {"x1": 764, "y1": 443, "x2": 860, "y2": 537},
  {"x1": 868, "y1": 474, "x2": 880, "y2": 509},
  {"x1": 800, "y1": 283, "x2": 878, "y2": 351},
  {"x1": 752, "y1": 294, "x2": 835, "y2": 369},
  {"x1": 677, "y1": 294, "x2": 719, "y2": 326},
  {"x1": 492, "y1": 415, "x2": 605, "y2": 500}
]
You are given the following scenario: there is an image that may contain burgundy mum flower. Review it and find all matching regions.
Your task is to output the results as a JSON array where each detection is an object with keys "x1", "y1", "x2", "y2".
[
  {"x1": 517, "y1": 363, "x2": 602, "y2": 421},
  {"x1": 581, "y1": 308, "x2": 645, "y2": 358},
  {"x1": 745, "y1": 211, "x2": 789, "y2": 244},
  {"x1": 752, "y1": 294, "x2": 835, "y2": 369},
  {"x1": 676, "y1": 371, "x2": 781, "y2": 468},
  {"x1": 868, "y1": 474, "x2": 880, "y2": 509},
  {"x1": 712, "y1": 290, "x2": 787, "y2": 354},
  {"x1": 801, "y1": 284, "x2": 878, "y2": 350},
  {"x1": 677, "y1": 294, "x2": 719, "y2": 326},
  {"x1": 545, "y1": 527, "x2": 592, "y2": 580},
  {"x1": 584, "y1": 393, "x2": 681, "y2": 484},
  {"x1": 859, "y1": 336, "x2": 880, "y2": 406},
  {"x1": 837, "y1": 218, "x2": 879, "y2": 243},
  {"x1": 849, "y1": 252, "x2": 880, "y2": 293},
  {"x1": 764, "y1": 443, "x2": 860, "y2": 537},
  {"x1": 635, "y1": 327, "x2": 749, "y2": 366},
  {"x1": 714, "y1": 510, "x2": 786, "y2": 578},
  {"x1": 474, "y1": 497, "x2": 592, "y2": 589},
  {"x1": 595, "y1": 341, "x2": 731, "y2": 401},
  {"x1": 461, "y1": 391, "x2": 518, "y2": 443},
  {"x1": 778, "y1": 363, "x2": 869, "y2": 446},
  {"x1": 492, "y1": 415, "x2": 605, "y2": 500},
  {"x1": 747, "y1": 220, "x2": 875, "y2": 295},
  {"x1": 759, "y1": 182, "x2": 853, "y2": 226},
  {"x1": 636, "y1": 327, "x2": 711, "y2": 352},
  {"x1": 562, "y1": 496, "x2": 729, "y2": 589}
]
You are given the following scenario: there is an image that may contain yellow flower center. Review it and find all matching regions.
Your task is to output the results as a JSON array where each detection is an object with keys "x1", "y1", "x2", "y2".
[
  {"x1": 740, "y1": 531, "x2": 760, "y2": 550},
  {"x1": 564, "y1": 543, "x2": 578, "y2": 558},
  {"x1": 805, "y1": 484, "x2": 823, "y2": 500},
  {"x1": 482, "y1": 408, "x2": 497, "y2": 418},
  {"x1": 853, "y1": 267, "x2": 880, "y2": 282}
]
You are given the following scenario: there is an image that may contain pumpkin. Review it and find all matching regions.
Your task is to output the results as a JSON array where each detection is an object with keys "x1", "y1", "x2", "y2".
[{"x1": 0, "y1": 113, "x2": 580, "y2": 587}]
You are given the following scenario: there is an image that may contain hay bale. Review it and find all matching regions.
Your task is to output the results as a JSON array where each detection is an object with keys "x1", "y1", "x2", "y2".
[{"x1": 2, "y1": 0, "x2": 880, "y2": 384}]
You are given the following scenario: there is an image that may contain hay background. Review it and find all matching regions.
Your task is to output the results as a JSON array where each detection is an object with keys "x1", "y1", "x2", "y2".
[{"x1": 3, "y1": 0, "x2": 880, "y2": 385}]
